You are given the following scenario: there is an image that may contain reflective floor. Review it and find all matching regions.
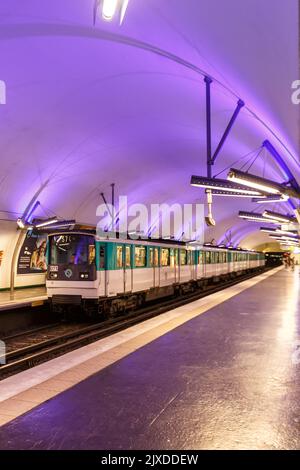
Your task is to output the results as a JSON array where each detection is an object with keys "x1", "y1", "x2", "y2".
[{"x1": 0, "y1": 268, "x2": 299, "y2": 449}]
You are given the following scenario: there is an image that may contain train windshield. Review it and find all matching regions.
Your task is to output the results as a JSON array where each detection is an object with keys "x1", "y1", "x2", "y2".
[{"x1": 49, "y1": 234, "x2": 95, "y2": 266}]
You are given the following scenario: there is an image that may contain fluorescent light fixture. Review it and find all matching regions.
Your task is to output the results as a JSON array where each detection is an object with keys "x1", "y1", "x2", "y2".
[
  {"x1": 228, "y1": 168, "x2": 282, "y2": 194},
  {"x1": 262, "y1": 210, "x2": 297, "y2": 224},
  {"x1": 208, "y1": 189, "x2": 265, "y2": 198},
  {"x1": 228, "y1": 168, "x2": 300, "y2": 199},
  {"x1": 100, "y1": 0, "x2": 129, "y2": 23},
  {"x1": 260, "y1": 227, "x2": 279, "y2": 234},
  {"x1": 269, "y1": 235, "x2": 299, "y2": 242},
  {"x1": 191, "y1": 175, "x2": 264, "y2": 196},
  {"x1": 102, "y1": 0, "x2": 118, "y2": 20},
  {"x1": 238, "y1": 211, "x2": 277, "y2": 223},
  {"x1": 17, "y1": 218, "x2": 25, "y2": 229},
  {"x1": 44, "y1": 220, "x2": 76, "y2": 229},
  {"x1": 35, "y1": 217, "x2": 59, "y2": 228},
  {"x1": 252, "y1": 194, "x2": 289, "y2": 204}
]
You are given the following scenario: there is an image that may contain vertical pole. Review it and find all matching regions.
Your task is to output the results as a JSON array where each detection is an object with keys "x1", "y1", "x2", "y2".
[
  {"x1": 204, "y1": 76, "x2": 213, "y2": 178},
  {"x1": 10, "y1": 230, "x2": 27, "y2": 295},
  {"x1": 111, "y1": 183, "x2": 115, "y2": 230}
]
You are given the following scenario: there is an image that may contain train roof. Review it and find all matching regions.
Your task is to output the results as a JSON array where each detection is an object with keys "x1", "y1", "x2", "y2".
[{"x1": 44, "y1": 226, "x2": 262, "y2": 254}]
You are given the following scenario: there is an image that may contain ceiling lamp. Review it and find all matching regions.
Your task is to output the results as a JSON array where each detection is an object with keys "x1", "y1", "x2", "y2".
[
  {"x1": 262, "y1": 210, "x2": 297, "y2": 224},
  {"x1": 96, "y1": 0, "x2": 129, "y2": 24},
  {"x1": 191, "y1": 176, "x2": 264, "y2": 196},
  {"x1": 40, "y1": 220, "x2": 76, "y2": 229},
  {"x1": 238, "y1": 211, "x2": 276, "y2": 223},
  {"x1": 34, "y1": 217, "x2": 59, "y2": 228},
  {"x1": 228, "y1": 168, "x2": 300, "y2": 199},
  {"x1": 252, "y1": 194, "x2": 289, "y2": 204},
  {"x1": 260, "y1": 227, "x2": 298, "y2": 237},
  {"x1": 208, "y1": 189, "x2": 265, "y2": 198}
]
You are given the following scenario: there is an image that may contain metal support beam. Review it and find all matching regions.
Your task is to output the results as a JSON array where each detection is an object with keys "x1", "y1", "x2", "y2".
[
  {"x1": 111, "y1": 183, "x2": 115, "y2": 230},
  {"x1": 263, "y1": 140, "x2": 300, "y2": 192},
  {"x1": 204, "y1": 76, "x2": 213, "y2": 178},
  {"x1": 212, "y1": 99, "x2": 245, "y2": 163},
  {"x1": 100, "y1": 192, "x2": 113, "y2": 220}
]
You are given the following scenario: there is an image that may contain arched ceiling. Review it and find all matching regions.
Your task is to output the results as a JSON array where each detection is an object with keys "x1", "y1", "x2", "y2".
[{"x1": 0, "y1": 0, "x2": 299, "y2": 248}]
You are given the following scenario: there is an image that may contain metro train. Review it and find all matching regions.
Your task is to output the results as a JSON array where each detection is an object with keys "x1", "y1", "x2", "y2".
[{"x1": 46, "y1": 230, "x2": 265, "y2": 317}]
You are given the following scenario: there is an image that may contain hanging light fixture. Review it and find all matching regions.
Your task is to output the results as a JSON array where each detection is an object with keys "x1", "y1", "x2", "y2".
[
  {"x1": 262, "y1": 210, "x2": 297, "y2": 224},
  {"x1": 228, "y1": 168, "x2": 281, "y2": 194},
  {"x1": 34, "y1": 217, "x2": 59, "y2": 228},
  {"x1": 191, "y1": 175, "x2": 264, "y2": 196},
  {"x1": 228, "y1": 168, "x2": 300, "y2": 199},
  {"x1": 208, "y1": 189, "x2": 265, "y2": 198},
  {"x1": 95, "y1": 0, "x2": 130, "y2": 24},
  {"x1": 252, "y1": 194, "x2": 288, "y2": 204},
  {"x1": 238, "y1": 211, "x2": 276, "y2": 223}
]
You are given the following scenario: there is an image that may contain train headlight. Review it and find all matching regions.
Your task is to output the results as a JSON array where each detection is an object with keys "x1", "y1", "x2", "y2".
[
  {"x1": 80, "y1": 273, "x2": 89, "y2": 279},
  {"x1": 50, "y1": 273, "x2": 58, "y2": 279}
]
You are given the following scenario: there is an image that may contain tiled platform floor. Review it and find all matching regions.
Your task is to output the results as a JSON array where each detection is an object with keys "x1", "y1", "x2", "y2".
[{"x1": 0, "y1": 267, "x2": 299, "y2": 450}]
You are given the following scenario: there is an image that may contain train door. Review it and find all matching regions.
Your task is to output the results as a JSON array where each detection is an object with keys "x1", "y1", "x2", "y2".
[
  {"x1": 97, "y1": 242, "x2": 107, "y2": 296},
  {"x1": 124, "y1": 244, "x2": 132, "y2": 293},
  {"x1": 174, "y1": 249, "x2": 179, "y2": 283}
]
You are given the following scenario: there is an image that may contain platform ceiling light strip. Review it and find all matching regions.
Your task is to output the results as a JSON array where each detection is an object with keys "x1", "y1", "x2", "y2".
[
  {"x1": 238, "y1": 211, "x2": 276, "y2": 223},
  {"x1": 100, "y1": 0, "x2": 129, "y2": 23},
  {"x1": 191, "y1": 176, "x2": 264, "y2": 196},
  {"x1": 262, "y1": 210, "x2": 297, "y2": 224},
  {"x1": 260, "y1": 227, "x2": 298, "y2": 237},
  {"x1": 228, "y1": 168, "x2": 282, "y2": 194},
  {"x1": 34, "y1": 217, "x2": 59, "y2": 228},
  {"x1": 42, "y1": 220, "x2": 76, "y2": 229},
  {"x1": 207, "y1": 189, "x2": 265, "y2": 198},
  {"x1": 269, "y1": 235, "x2": 299, "y2": 242},
  {"x1": 252, "y1": 194, "x2": 289, "y2": 204}
]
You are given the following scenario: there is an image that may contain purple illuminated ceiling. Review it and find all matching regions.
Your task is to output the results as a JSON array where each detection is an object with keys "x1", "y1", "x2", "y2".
[{"x1": 0, "y1": 0, "x2": 299, "y2": 247}]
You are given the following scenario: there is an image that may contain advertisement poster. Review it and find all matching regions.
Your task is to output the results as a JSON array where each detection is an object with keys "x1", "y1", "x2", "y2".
[{"x1": 17, "y1": 231, "x2": 47, "y2": 274}]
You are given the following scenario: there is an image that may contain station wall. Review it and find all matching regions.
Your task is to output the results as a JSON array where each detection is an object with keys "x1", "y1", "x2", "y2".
[{"x1": 0, "y1": 221, "x2": 46, "y2": 290}]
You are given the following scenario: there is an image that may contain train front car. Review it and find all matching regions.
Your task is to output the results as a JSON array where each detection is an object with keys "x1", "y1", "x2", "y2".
[{"x1": 47, "y1": 232, "x2": 98, "y2": 315}]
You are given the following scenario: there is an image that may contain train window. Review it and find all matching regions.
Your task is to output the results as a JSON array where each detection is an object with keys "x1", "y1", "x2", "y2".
[
  {"x1": 174, "y1": 249, "x2": 179, "y2": 266},
  {"x1": 170, "y1": 249, "x2": 175, "y2": 267},
  {"x1": 198, "y1": 251, "x2": 203, "y2": 265},
  {"x1": 50, "y1": 234, "x2": 95, "y2": 266},
  {"x1": 154, "y1": 248, "x2": 159, "y2": 267},
  {"x1": 99, "y1": 246, "x2": 105, "y2": 269},
  {"x1": 88, "y1": 245, "x2": 96, "y2": 265},
  {"x1": 149, "y1": 247, "x2": 159, "y2": 267},
  {"x1": 116, "y1": 245, "x2": 124, "y2": 268},
  {"x1": 161, "y1": 248, "x2": 170, "y2": 266},
  {"x1": 180, "y1": 249, "x2": 187, "y2": 265},
  {"x1": 125, "y1": 246, "x2": 131, "y2": 268},
  {"x1": 149, "y1": 248, "x2": 154, "y2": 267},
  {"x1": 135, "y1": 246, "x2": 146, "y2": 267},
  {"x1": 205, "y1": 251, "x2": 211, "y2": 264},
  {"x1": 215, "y1": 252, "x2": 219, "y2": 264},
  {"x1": 187, "y1": 251, "x2": 191, "y2": 265}
]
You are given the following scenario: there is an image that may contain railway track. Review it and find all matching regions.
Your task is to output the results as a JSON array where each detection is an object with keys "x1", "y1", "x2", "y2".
[{"x1": 0, "y1": 267, "x2": 273, "y2": 380}]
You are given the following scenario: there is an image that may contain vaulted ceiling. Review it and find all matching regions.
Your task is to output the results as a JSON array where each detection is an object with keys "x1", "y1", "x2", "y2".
[{"x1": 0, "y1": 0, "x2": 299, "y2": 248}]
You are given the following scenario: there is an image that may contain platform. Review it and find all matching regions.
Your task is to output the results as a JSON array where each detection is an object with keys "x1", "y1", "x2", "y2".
[
  {"x1": 0, "y1": 266, "x2": 299, "y2": 450},
  {"x1": 0, "y1": 287, "x2": 47, "y2": 312}
]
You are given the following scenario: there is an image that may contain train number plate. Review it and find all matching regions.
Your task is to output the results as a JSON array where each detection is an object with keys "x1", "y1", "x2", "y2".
[{"x1": 50, "y1": 265, "x2": 59, "y2": 272}]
